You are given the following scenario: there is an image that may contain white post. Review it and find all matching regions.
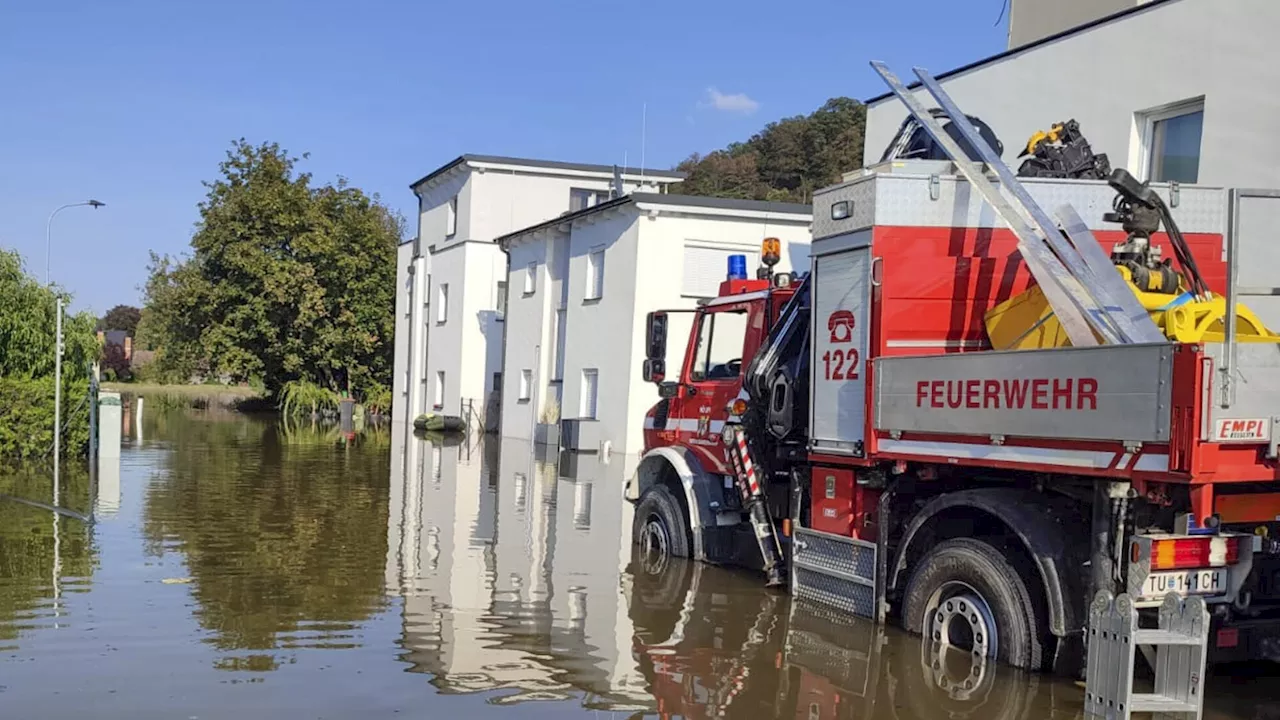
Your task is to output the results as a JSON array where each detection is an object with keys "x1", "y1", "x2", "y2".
[{"x1": 53, "y1": 297, "x2": 63, "y2": 508}]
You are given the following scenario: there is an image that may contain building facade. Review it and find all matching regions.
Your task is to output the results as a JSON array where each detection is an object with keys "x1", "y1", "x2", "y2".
[
  {"x1": 393, "y1": 156, "x2": 682, "y2": 426},
  {"x1": 498, "y1": 193, "x2": 812, "y2": 454},
  {"x1": 865, "y1": 0, "x2": 1280, "y2": 192},
  {"x1": 1006, "y1": 0, "x2": 1141, "y2": 48}
]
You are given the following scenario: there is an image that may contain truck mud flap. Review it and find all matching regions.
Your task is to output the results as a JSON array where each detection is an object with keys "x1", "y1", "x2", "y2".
[{"x1": 791, "y1": 527, "x2": 877, "y2": 619}]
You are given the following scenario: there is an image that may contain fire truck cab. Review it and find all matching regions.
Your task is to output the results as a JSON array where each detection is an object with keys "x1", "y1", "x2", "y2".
[{"x1": 626, "y1": 157, "x2": 1280, "y2": 674}]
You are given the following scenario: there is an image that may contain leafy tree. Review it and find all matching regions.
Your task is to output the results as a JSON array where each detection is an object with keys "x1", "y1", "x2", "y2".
[
  {"x1": 675, "y1": 97, "x2": 867, "y2": 204},
  {"x1": 0, "y1": 250, "x2": 97, "y2": 463},
  {"x1": 140, "y1": 140, "x2": 403, "y2": 401},
  {"x1": 97, "y1": 304, "x2": 141, "y2": 335}
]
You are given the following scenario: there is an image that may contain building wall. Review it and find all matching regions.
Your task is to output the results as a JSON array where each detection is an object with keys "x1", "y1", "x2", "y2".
[
  {"x1": 409, "y1": 163, "x2": 677, "y2": 424},
  {"x1": 865, "y1": 0, "x2": 1280, "y2": 191},
  {"x1": 468, "y1": 169, "x2": 662, "y2": 245},
  {"x1": 392, "y1": 241, "x2": 414, "y2": 420},
  {"x1": 1007, "y1": 0, "x2": 1138, "y2": 48},
  {"x1": 503, "y1": 203, "x2": 813, "y2": 454},
  {"x1": 557, "y1": 212, "x2": 644, "y2": 453}
]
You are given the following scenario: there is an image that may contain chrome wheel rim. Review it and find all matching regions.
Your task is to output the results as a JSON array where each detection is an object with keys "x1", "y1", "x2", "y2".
[
  {"x1": 921, "y1": 582, "x2": 996, "y2": 700},
  {"x1": 638, "y1": 515, "x2": 671, "y2": 574}
]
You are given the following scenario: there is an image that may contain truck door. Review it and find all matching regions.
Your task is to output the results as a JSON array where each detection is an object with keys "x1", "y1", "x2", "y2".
[
  {"x1": 810, "y1": 244, "x2": 872, "y2": 457},
  {"x1": 675, "y1": 303, "x2": 754, "y2": 475}
]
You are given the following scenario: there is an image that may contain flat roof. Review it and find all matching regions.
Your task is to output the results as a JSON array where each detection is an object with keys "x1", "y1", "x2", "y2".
[
  {"x1": 863, "y1": 0, "x2": 1180, "y2": 106},
  {"x1": 497, "y1": 192, "x2": 811, "y2": 250},
  {"x1": 409, "y1": 154, "x2": 685, "y2": 190}
]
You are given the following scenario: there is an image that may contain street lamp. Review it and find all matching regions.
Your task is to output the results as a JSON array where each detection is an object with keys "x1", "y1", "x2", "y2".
[
  {"x1": 46, "y1": 199, "x2": 106, "y2": 511},
  {"x1": 46, "y1": 199, "x2": 106, "y2": 286}
]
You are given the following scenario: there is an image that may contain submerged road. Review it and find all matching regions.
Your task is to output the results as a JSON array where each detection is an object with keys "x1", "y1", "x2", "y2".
[{"x1": 0, "y1": 407, "x2": 1274, "y2": 719}]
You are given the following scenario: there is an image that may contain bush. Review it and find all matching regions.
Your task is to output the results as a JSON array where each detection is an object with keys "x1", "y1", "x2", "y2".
[{"x1": 0, "y1": 377, "x2": 90, "y2": 464}]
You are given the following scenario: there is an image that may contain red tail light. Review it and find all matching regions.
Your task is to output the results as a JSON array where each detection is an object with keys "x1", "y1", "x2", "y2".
[{"x1": 1150, "y1": 537, "x2": 1241, "y2": 570}]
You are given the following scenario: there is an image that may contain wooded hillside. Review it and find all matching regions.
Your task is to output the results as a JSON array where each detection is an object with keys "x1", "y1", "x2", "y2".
[{"x1": 674, "y1": 97, "x2": 867, "y2": 204}]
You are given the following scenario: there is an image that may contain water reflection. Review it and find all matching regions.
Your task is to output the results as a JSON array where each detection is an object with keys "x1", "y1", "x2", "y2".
[
  {"x1": 388, "y1": 428, "x2": 651, "y2": 709},
  {"x1": 0, "y1": 469, "x2": 95, "y2": 651},
  {"x1": 0, "y1": 408, "x2": 1271, "y2": 718},
  {"x1": 142, "y1": 412, "x2": 390, "y2": 662}
]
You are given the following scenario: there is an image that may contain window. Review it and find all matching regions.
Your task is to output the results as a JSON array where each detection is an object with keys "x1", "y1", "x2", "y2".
[
  {"x1": 551, "y1": 308, "x2": 567, "y2": 381},
  {"x1": 580, "y1": 369, "x2": 598, "y2": 419},
  {"x1": 524, "y1": 262, "x2": 537, "y2": 295},
  {"x1": 1141, "y1": 100, "x2": 1204, "y2": 183},
  {"x1": 519, "y1": 369, "x2": 532, "y2": 401},
  {"x1": 434, "y1": 371, "x2": 445, "y2": 409},
  {"x1": 585, "y1": 247, "x2": 604, "y2": 301},
  {"x1": 492, "y1": 372, "x2": 502, "y2": 395},
  {"x1": 570, "y1": 188, "x2": 610, "y2": 212},
  {"x1": 436, "y1": 284, "x2": 448, "y2": 324},
  {"x1": 496, "y1": 281, "x2": 507, "y2": 319},
  {"x1": 682, "y1": 244, "x2": 759, "y2": 298},
  {"x1": 445, "y1": 195, "x2": 457, "y2": 238},
  {"x1": 691, "y1": 310, "x2": 749, "y2": 381}
]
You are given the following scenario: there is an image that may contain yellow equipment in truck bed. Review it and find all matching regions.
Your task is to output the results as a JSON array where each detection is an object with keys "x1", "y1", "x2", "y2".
[{"x1": 986, "y1": 266, "x2": 1280, "y2": 350}]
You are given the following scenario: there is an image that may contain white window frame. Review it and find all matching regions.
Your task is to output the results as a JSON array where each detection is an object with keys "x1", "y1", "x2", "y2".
[
  {"x1": 580, "y1": 368, "x2": 599, "y2": 420},
  {"x1": 524, "y1": 262, "x2": 537, "y2": 295},
  {"x1": 496, "y1": 280, "x2": 507, "y2": 321},
  {"x1": 434, "y1": 371, "x2": 445, "y2": 409},
  {"x1": 1135, "y1": 98, "x2": 1205, "y2": 183},
  {"x1": 519, "y1": 369, "x2": 532, "y2": 401},
  {"x1": 569, "y1": 187, "x2": 611, "y2": 212},
  {"x1": 436, "y1": 283, "x2": 448, "y2": 324},
  {"x1": 585, "y1": 247, "x2": 605, "y2": 301},
  {"x1": 445, "y1": 195, "x2": 458, "y2": 239}
]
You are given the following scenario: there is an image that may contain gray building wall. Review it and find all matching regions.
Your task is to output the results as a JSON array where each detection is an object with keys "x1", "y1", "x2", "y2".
[
  {"x1": 865, "y1": 0, "x2": 1280, "y2": 191},
  {"x1": 1007, "y1": 0, "x2": 1139, "y2": 48}
]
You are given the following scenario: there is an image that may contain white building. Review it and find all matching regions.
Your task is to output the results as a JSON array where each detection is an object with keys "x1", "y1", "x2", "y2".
[
  {"x1": 393, "y1": 156, "x2": 682, "y2": 426},
  {"x1": 497, "y1": 193, "x2": 812, "y2": 455},
  {"x1": 864, "y1": 0, "x2": 1280, "y2": 191}
]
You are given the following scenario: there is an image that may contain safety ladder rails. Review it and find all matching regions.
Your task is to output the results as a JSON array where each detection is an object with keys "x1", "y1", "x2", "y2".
[
  {"x1": 869, "y1": 62, "x2": 1166, "y2": 349},
  {"x1": 726, "y1": 427, "x2": 787, "y2": 586},
  {"x1": 1085, "y1": 592, "x2": 1209, "y2": 720}
]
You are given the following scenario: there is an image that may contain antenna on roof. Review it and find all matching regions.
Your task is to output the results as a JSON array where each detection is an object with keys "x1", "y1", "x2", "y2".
[{"x1": 640, "y1": 102, "x2": 647, "y2": 189}]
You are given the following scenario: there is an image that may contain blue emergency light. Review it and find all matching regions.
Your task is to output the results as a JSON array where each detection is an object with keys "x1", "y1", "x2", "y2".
[{"x1": 727, "y1": 254, "x2": 748, "y2": 280}]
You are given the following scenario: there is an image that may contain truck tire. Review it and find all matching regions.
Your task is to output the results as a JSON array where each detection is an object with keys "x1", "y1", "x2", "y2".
[
  {"x1": 902, "y1": 537, "x2": 1046, "y2": 671},
  {"x1": 633, "y1": 484, "x2": 691, "y2": 569}
]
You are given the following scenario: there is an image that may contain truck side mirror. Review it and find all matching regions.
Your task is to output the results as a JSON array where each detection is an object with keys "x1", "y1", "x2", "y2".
[
  {"x1": 646, "y1": 312, "x2": 668, "y2": 362},
  {"x1": 643, "y1": 358, "x2": 666, "y2": 384}
]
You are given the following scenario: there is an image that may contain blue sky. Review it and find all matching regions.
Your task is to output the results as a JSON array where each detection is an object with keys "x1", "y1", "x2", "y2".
[{"x1": 0, "y1": 0, "x2": 1008, "y2": 313}]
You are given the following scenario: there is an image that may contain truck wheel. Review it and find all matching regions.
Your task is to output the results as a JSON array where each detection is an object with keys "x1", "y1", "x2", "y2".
[
  {"x1": 633, "y1": 484, "x2": 691, "y2": 571},
  {"x1": 902, "y1": 537, "x2": 1046, "y2": 671}
]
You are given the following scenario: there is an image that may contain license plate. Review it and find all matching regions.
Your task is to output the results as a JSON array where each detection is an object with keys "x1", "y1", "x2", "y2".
[{"x1": 1143, "y1": 569, "x2": 1226, "y2": 598}]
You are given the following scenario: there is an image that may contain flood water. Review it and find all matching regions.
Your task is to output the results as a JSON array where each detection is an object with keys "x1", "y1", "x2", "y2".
[{"x1": 0, "y1": 406, "x2": 1276, "y2": 719}]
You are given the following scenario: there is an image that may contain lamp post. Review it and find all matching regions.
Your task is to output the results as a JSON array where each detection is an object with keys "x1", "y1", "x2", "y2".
[
  {"x1": 46, "y1": 199, "x2": 106, "y2": 509},
  {"x1": 46, "y1": 200, "x2": 105, "y2": 286}
]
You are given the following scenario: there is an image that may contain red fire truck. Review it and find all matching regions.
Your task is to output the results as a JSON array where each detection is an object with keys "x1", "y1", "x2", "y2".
[{"x1": 625, "y1": 74, "x2": 1280, "y2": 673}]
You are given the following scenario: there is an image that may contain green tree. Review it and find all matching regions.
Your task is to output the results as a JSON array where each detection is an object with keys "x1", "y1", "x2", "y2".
[
  {"x1": 97, "y1": 304, "x2": 141, "y2": 335},
  {"x1": 140, "y1": 140, "x2": 402, "y2": 401},
  {"x1": 675, "y1": 97, "x2": 867, "y2": 204},
  {"x1": 0, "y1": 250, "x2": 97, "y2": 463}
]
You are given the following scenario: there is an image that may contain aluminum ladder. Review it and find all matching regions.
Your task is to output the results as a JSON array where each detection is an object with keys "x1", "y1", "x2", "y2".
[
  {"x1": 1085, "y1": 592, "x2": 1209, "y2": 720},
  {"x1": 869, "y1": 62, "x2": 1166, "y2": 349}
]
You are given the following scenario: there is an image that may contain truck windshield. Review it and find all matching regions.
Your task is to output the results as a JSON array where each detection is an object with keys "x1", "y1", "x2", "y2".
[{"x1": 691, "y1": 309, "x2": 748, "y2": 381}]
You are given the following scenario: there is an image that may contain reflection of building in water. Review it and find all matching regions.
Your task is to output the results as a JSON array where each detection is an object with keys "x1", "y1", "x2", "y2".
[{"x1": 385, "y1": 431, "x2": 650, "y2": 709}]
